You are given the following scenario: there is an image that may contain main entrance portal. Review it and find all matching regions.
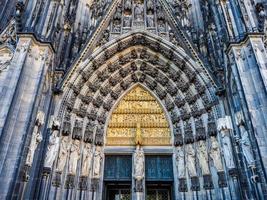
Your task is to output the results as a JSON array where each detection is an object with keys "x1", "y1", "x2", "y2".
[{"x1": 105, "y1": 85, "x2": 173, "y2": 200}]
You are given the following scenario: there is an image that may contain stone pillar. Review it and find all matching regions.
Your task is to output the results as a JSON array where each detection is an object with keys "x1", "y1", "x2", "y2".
[{"x1": 0, "y1": 34, "x2": 53, "y2": 199}]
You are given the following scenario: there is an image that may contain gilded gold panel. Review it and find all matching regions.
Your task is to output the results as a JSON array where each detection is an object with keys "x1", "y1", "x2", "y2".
[{"x1": 106, "y1": 85, "x2": 171, "y2": 146}]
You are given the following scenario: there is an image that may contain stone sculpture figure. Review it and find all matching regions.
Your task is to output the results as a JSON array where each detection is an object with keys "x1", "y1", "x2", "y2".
[
  {"x1": 81, "y1": 143, "x2": 93, "y2": 176},
  {"x1": 220, "y1": 129, "x2": 235, "y2": 169},
  {"x1": 134, "y1": 145, "x2": 145, "y2": 180},
  {"x1": 175, "y1": 146, "x2": 185, "y2": 178},
  {"x1": 125, "y1": 0, "x2": 132, "y2": 10},
  {"x1": 147, "y1": 0, "x2": 153, "y2": 10},
  {"x1": 44, "y1": 120, "x2": 60, "y2": 168},
  {"x1": 209, "y1": 137, "x2": 224, "y2": 171},
  {"x1": 26, "y1": 111, "x2": 45, "y2": 166},
  {"x1": 134, "y1": 3, "x2": 144, "y2": 21},
  {"x1": 186, "y1": 144, "x2": 197, "y2": 177},
  {"x1": 198, "y1": 140, "x2": 210, "y2": 175},
  {"x1": 56, "y1": 136, "x2": 70, "y2": 172},
  {"x1": 147, "y1": 15, "x2": 154, "y2": 27},
  {"x1": 69, "y1": 140, "x2": 81, "y2": 175},
  {"x1": 239, "y1": 124, "x2": 255, "y2": 166},
  {"x1": 93, "y1": 146, "x2": 103, "y2": 178}
]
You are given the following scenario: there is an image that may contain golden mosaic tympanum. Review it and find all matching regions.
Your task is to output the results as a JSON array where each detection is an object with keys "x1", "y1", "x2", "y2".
[{"x1": 107, "y1": 85, "x2": 171, "y2": 146}]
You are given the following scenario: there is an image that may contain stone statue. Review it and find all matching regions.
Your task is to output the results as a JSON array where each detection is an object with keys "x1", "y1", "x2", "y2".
[
  {"x1": 239, "y1": 125, "x2": 255, "y2": 166},
  {"x1": 124, "y1": 0, "x2": 132, "y2": 10},
  {"x1": 175, "y1": 146, "x2": 185, "y2": 178},
  {"x1": 147, "y1": 0, "x2": 153, "y2": 10},
  {"x1": 93, "y1": 146, "x2": 103, "y2": 178},
  {"x1": 134, "y1": 145, "x2": 145, "y2": 180},
  {"x1": 25, "y1": 111, "x2": 45, "y2": 166},
  {"x1": 68, "y1": 140, "x2": 81, "y2": 175},
  {"x1": 44, "y1": 120, "x2": 60, "y2": 168},
  {"x1": 134, "y1": 3, "x2": 144, "y2": 21},
  {"x1": 147, "y1": 15, "x2": 154, "y2": 27},
  {"x1": 56, "y1": 136, "x2": 70, "y2": 172},
  {"x1": 197, "y1": 140, "x2": 210, "y2": 175},
  {"x1": 221, "y1": 129, "x2": 235, "y2": 169},
  {"x1": 81, "y1": 143, "x2": 93, "y2": 176},
  {"x1": 186, "y1": 144, "x2": 197, "y2": 177},
  {"x1": 209, "y1": 137, "x2": 224, "y2": 171}
]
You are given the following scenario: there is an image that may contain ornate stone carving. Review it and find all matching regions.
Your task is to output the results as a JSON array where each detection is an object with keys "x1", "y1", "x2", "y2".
[
  {"x1": 178, "y1": 178, "x2": 188, "y2": 192},
  {"x1": 72, "y1": 120, "x2": 83, "y2": 140},
  {"x1": 220, "y1": 129, "x2": 235, "y2": 169},
  {"x1": 186, "y1": 144, "x2": 197, "y2": 177},
  {"x1": 52, "y1": 171, "x2": 62, "y2": 187},
  {"x1": 44, "y1": 119, "x2": 60, "y2": 169},
  {"x1": 195, "y1": 118, "x2": 206, "y2": 141},
  {"x1": 174, "y1": 132, "x2": 183, "y2": 146},
  {"x1": 62, "y1": 112, "x2": 71, "y2": 136},
  {"x1": 81, "y1": 143, "x2": 93, "y2": 177},
  {"x1": 209, "y1": 137, "x2": 224, "y2": 171},
  {"x1": 88, "y1": 109, "x2": 98, "y2": 121},
  {"x1": 134, "y1": 146, "x2": 144, "y2": 192},
  {"x1": 175, "y1": 146, "x2": 185, "y2": 178},
  {"x1": 207, "y1": 112, "x2": 217, "y2": 136},
  {"x1": 84, "y1": 122, "x2": 94, "y2": 143},
  {"x1": 77, "y1": 103, "x2": 87, "y2": 118},
  {"x1": 203, "y1": 174, "x2": 213, "y2": 190},
  {"x1": 92, "y1": 146, "x2": 103, "y2": 178},
  {"x1": 25, "y1": 111, "x2": 45, "y2": 167},
  {"x1": 184, "y1": 121, "x2": 194, "y2": 144},
  {"x1": 68, "y1": 139, "x2": 81, "y2": 175},
  {"x1": 197, "y1": 140, "x2": 210, "y2": 175},
  {"x1": 174, "y1": 97, "x2": 185, "y2": 108},
  {"x1": 190, "y1": 176, "x2": 200, "y2": 191},
  {"x1": 78, "y1": 176, "x2": 88, "y2": 190},
  {"x1": 218, "y1": 171, "x2": 227, "y2": 188},
  {"x1": 56, "y1": 136, "x2": 69, "y2": 172},
  {"x1": 93, "y1": 96, "x2": 103, "y2": 108},
  {"x1": 95, "y1": 126, "x2": 104, "y2": 146},
  {"x1": 65, "y1": 174, "x2": 75, "y2": 189},
  {"x1": 238, "y1": 124, "x2": 255, "y2": 166}
]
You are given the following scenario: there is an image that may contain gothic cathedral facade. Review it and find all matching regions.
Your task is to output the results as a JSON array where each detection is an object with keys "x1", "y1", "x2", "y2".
[{"x1": 0, "y1": 0, "x2": 267, "y2": 199}]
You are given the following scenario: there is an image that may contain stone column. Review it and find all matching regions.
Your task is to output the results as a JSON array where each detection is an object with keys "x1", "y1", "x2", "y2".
[{"x1": 0, "y1": 34, "x2": 53, "y2": 199}]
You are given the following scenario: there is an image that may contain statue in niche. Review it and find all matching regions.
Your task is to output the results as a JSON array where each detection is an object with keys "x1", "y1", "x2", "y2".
[
  {"x1": 93, "y1": 146, "x2": 103, "y2": 178},
  {"x1": 124, "y1": 0, "x2": 132, "y2": 10},
  {"x1": 220, "y1": 128, "x2": 235, "y2": 169},
  {"x1": 134, "y1": 2, "x2": 144, "y2": 21},
  {"x1": 25, "y1": 111, "x2": 45, "y2": 166},
  {"x1": 68, "y1": 140, "x2": 81, "y2": 175},
  {"x1": 124, "y1": 17, "x2": 131, "y2": 27},
  {"x1": 134, "y1": 145, "x2": 145, "y2": 180},
  {"x1": 186, "y1": 144, "x2": 197, "y2": 177},
  {"x1": 158, "y1": 20, "x2": 165, "y2": 32},
  {"x1": 81, "y1": 143, "x2": 93, "y2": 176},
  {"x1": 209, "y1": 137, "x2": 224, "y2": 171},
  {"x1": 44, "y1": 119, "x2": 60, "y2": 169},
  {"x1": 175, "y1": 146, "x2": 185, "y2": 178},
  {"x1": 56, "y1": 136, "x2": 70, "y2": 172},
  {"x1": 198, "y1": 140, "x2": 210, "y2": 175},
  {"x1": 239, "y1": 124, "x2": 255, "y2": 166},
  {"x1": 147, "y1": 15, "x2": 154, "y2": 27},
  {"x1": 147, "y1": 0, "x2": 153, "y2": 10}
]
